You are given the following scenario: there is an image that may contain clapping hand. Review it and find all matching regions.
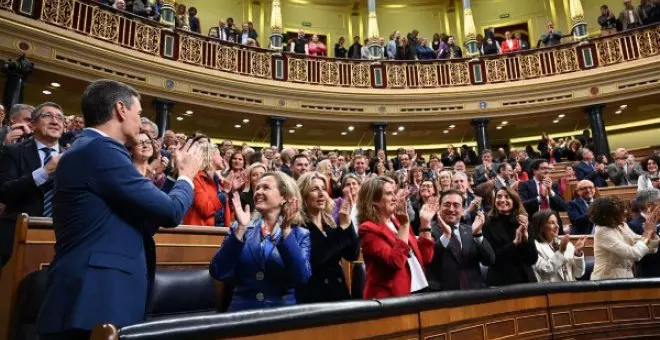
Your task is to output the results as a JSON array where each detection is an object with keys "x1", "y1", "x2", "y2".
[
  {"x1": 471, "y1": 211, "x2": 485, "y2": 236},
  {"x1": 231, "y1": 171, "x2": 247, "y2": 191},
  {"x1": 419, "y1": 197, "x2": 438, "y2": 229},
  {"x1": 643, "y1": 205, "x2": 660, "y2": 240},
  {"x1": 574, "y1": 236, "x2": 587, "y2": 256},
  {"x1": 338, "y1": 194, "x2": 353, "y2": 229},
  {"x1": 468, "y1": 196, "x2": 482, "y2": 213},
  {"x1": 175, "y1": 139, "x2": 204, "y2": 179},
  {"x1": 559, "y1": 234, "x2": 570, "y2": 253},
  {"x1": 395, "y1": 188, "x2": 410, "y2": 226},
  {"x1": 280, "y1": 198, "x2": 299, "y2": 233}
]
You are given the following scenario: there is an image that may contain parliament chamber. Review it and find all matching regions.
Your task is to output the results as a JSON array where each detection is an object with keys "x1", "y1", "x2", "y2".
[{"x1": 1, "y1": 0, "x2": 660, "y2": 339}]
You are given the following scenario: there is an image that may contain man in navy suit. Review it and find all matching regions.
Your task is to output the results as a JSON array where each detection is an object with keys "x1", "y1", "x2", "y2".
[
  {"x1": 0, "y1": 102, "x2": 65, "y2": 267},
  {"x1": 36, "y1": 80, "x2": 203, "y2": 340},
  {"x1": 574, "y1": 148, "x2": 608, "y2": 188},
  {"x1": 519, "y1": 159, "x2": 567, "y2": 217},
  {"x1": 629, "y1": 189, "x2": 660, "y2": 277},
  {"x1": 567, "y1": 180, "x2": 596, "y2": 234}
]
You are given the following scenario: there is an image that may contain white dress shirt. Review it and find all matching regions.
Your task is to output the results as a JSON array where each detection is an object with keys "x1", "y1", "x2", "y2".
[
  {"x1": 385, "y1": 220, "x2": 428, "y2": 292},
  {"x1": 32, "y1": 139, "x2": 61, "y2": 186}
]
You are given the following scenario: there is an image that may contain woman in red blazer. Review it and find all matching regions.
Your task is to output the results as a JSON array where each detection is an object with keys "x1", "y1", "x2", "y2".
[
  {"x1": 501, "y1": 31, "x2": 520, "y2": 53},
  {"x1": 357, "y1": 176, "x2": 434, "y2": 299},
  {"x1": 183, "y1": 138, "x2": 223, "y2": 226}
]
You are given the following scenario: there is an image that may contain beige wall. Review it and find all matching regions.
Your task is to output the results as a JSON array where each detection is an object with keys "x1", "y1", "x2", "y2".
[{"x1": 608, "y1": 126, "x2": 660, "y2": 151}]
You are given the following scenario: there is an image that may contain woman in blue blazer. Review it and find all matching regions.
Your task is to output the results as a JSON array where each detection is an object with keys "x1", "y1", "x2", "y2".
[
  {"x1": 295, "y1": 172, "x2": 360, "y2": 303},
  {"x1": 210, "y1": 171, "x2": 311, "y2": 311}
]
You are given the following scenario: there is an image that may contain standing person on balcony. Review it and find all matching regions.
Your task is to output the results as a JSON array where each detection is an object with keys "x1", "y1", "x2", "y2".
[
  {"x1": 174, "y1": 3, "x2": 187, "y2": 29},
  {"x1": 501, "y1": 31, "x2": 520, "y2": 53},
  {"x1": 308, "y1": 34, "x2": 327, "y2": 56},
  {"x1": 36, "y1": 80, "x2": 203, "y2": 340},
  {"x1": 599, "y1": 5, "x2": 618, "y2": 36},
  {"x1": 225, "y1": 17, "x2": 239, "y2": 42},
  {"x1": 438, "y1": 36, "x2": 462, "y2": 59},
  {"x1": 361, "y1": 39, "x2": 372, "y2": 59},
  {"x1": 619, "y1": 0, "x2": 643, "y2": 30},
  {"x1": 416, "y1": 38, "x2": 436, "y2": 60},
  {"x1": 515, "y1": 32, "x2": 530, "y2": 50},
  {"x1": 334, "y1": 37, "x2": 347, "y2": 58},
  {"x1": 348, "y1": 36, "x2": 362, "y2": 59},
  {"x1": 387, "y1": 31, "x2": 400, "y2": 59},
  {"x1": 290, "y1": 29, "x2": 310, "y2": 55},
  {"x1": 357, "y1": 177, "x2": 434, "y2": 298},
  {"x1": 540, "y1": 21, "x2": 562, "y2": 47},
  {"x1": 407, "y1": 29, "x2": 420, "y2": 60},
  {"x1": 396, "y1": 36, "x2": 412, "y2": 60}
]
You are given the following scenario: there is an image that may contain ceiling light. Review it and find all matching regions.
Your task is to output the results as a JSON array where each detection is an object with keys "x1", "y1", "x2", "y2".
[
  {"x1": 42, "y1": 90, "x2": 51, "y2": 95},
  {"x1": 296, "y1": 123, "x2": 303, "y2": 128},
  {"x1": 185, "y1": 110, "x2": 193, "y2": 115},
  {"x1": 397, "y1": 126, "x2": 405, "y2": 131},
  {"x1": 341, "y1": 132, "x2": 347, "y2": 135},
  {"x1": 50, "y1": 82, "x2": 61, "y2": 88},
  {"x1": 558, "y1": 114, "x2": 565, "y2": 118},
  {"x1": 242, "y1": 119, "x2": 250, "y2": 123},
  {"x1": 501, "y1": 121, "x2": 508, "y2": 125},
  {"x1": 553, "y1": 119, "x2": 560, "y2": 123},
  {"x1": 615, "y1": 110, "x2": 622, "y2": 114},
  {"x1": 348, "y1": 126, "x2": 355, "y2": 131},
  {"x1": 620, "y1": 104, "x2": 628, "y2": 109},
  {"x1": 289, "y1": 129, "x2": 295, "y2": 133},
  {"x1": 449, "y1": 125, "x2": 456, "y2": 128},
  {"x1": 176, "y1": 117, "x2": 184, "y2": 121},
  {"x1": 443, "y1": 130, "x2": 449, "y2": 134},
  {"x1": 234, "y1": 124, "x2": 241, "y2": 128},
  {"x1": 496, "y1": 126, "x2": 503, "y2": 130},
  {"x1": 392, "y1": 132, "x2": 398, "y2": 136}
]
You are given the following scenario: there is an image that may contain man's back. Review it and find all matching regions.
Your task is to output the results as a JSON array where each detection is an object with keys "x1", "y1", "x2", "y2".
[{"x1": 37, "y1": 129, "x2": 194, "y2": 334}]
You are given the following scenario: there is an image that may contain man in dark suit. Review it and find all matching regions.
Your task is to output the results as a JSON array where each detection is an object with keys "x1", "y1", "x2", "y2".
[
  {"x1": 427, "y1": 190, "x2": 495, "y2": 291},
  {"x1": 452, "y1": 172, "x2": 479, "y2": 226},
  {"x1": 629, "y1": 189, "x2": 660, "y2": 277},
  {"x1": 36, "y1": 80, "x2": 203, "y2": 340},
  {"x1": 441, "y1": 144, "x2": 459, "y2": 167},
  {"x1": 0, "y1": 102, "x2": 65, "y2": 267},
  {"x1": 473, "y1": 149, "x2": 498, "y2": 185},
  {"x1": 574, "y1": 148, "x2": 608, "y2": 188},
  {"x1": 567, "y1": 180, "x2": 596, "y2": 234},
  {"x1": 519, "y1": 159, "x2": 567, "y2": 217},
  {"x1": 607, "y1": 147, "x2": 643, "y2": 186},
  {"x1": 494, "y1": 162, "x2": 515, "y2": 191}
]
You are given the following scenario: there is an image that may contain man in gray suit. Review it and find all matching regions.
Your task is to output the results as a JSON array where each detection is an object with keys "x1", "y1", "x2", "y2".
[
  {"x1": 540, "y1": 21, "x2": 562, "y2": 46},
  {"x1": 473, "y1": 149, "x2": 498, "y2": 185},
  {"x1": 494, "y1": 162, "x2": 515, "y2": 191},
  {"x1": 608, "y1": 148, "x2": 643, "y2": 186}
]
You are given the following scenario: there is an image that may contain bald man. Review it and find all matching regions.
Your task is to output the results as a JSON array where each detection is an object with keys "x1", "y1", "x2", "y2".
[
  {"x1": 608, "y1": 148, "x2": 643, "y2": 186},
  {"x1": 567, "y1": 180, "x2": 596, "y2": 234}
]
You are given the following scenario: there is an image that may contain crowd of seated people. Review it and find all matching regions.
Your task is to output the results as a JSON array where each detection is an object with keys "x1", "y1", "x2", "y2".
[{"x1": 1, "y1": 83, "x2": 660, "y2": 336}]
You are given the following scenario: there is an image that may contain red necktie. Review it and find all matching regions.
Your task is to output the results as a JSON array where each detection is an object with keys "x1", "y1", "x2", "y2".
[{"x1": 539, "y1": 182, "x2": 549, "y2": 210}]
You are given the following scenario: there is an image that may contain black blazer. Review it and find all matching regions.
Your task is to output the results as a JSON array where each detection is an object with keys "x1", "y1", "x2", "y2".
[
  {"x1": 518, "y1": 179, "x2": 567, "y2": 217},
  {"x1": 0, "y1": 138, "x2": 48, "y2": 262},
  {"x1": 483, "y1": 214, "x2": 538, "y2": 286},
  {"x1": 630, "y1": 215, "x2": 660, "y2": 277},
  {"x1": 295, "y1": 221, "x2": 360, "y2": 304},
  {"x1": 427, "y1": 223, "x2": 495, "y2": 291}
]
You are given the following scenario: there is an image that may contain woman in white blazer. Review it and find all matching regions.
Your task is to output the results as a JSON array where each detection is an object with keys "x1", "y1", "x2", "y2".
[
  {"x1": 531, "y1": 211, "x2": 586, "y2": 282},
  {"x1": 591, "y1": 196, "x2": 660, "y2": 280}
]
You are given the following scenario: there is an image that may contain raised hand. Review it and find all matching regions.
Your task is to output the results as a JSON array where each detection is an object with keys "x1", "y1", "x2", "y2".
[
  {"x1": 231, "y1": 191, "x2": 251, "y2": 228},
  {"x1": 436, "y1": 211, "x2": 452, "y2": 238},
  {"x1": 513, "y1": 226, "x2": 523, "y2": 245},
  {"x1": 419, "y1": 202, "x2": 436, "y2": 229},
  {"x1": 643, "y1": 205, "x2": 660, "y2": 240},
  {"x1": 232, "y1": 171, "x2": 247, "y2": 191},
  {"x1": 517, "y1": 214, "x2": 529, "y2": 228},
  {"x1": 559, "y1": 234, "x2": 570, "y2": 253},
  {"x1": 338, "y1": 195, "x2": 353, "y2": 229},
  {"x1": 176, "y1": 141, "x2": 203, "y2": 179},
  {"x1": 395, "y1": 193, "x2": 410, "y2": 226},
  {"x1": 574, "y1": 236, "x2": 587, "y2": 256},
  {"x1": 472, "y1": 211, "x2": 485, "y2": 236},
  {"x1": 281, "y1": 197, "x2": 299, "y2": 229},
  {"x1": 468, "y1": 196, "x2": 482, "y2": 213},
  {"x1": 44, "y1": 154, "x2": 62, "y2": 176}
]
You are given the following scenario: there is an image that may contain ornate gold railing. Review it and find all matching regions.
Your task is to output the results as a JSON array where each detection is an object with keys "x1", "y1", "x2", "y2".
[{"x1": 3, "y1": 0, "x2": 660, "y2": 89}]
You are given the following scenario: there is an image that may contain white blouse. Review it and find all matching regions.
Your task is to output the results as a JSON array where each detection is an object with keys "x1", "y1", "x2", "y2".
[{"x1": 385, "y1": 220, "x2": 428, "y2": 292}]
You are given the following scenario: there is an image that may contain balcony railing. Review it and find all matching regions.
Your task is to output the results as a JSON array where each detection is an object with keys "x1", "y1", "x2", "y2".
[{"x1": 2, "y1": 0, "x2": 660, "y2": 89}]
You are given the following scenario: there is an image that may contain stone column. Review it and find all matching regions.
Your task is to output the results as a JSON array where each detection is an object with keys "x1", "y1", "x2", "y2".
[
  {"x1": 372, "y1": 122, "x2": 387, "y2": 154},
  {"x1": 269, "y1": 0, "x2": 283, "y2": 52},
  {"x1": 2, "y1": 55, "x2": 34, "y2": 118},
  {"x1": 585, "y1": 104, "x2": 611, "y2": 161},
  {"x1": 153, "y1": 99, "x2": 175, "y2": 139},
  {"x1": 366, "y1": 0, "x2": 382, "y2": 59},
  {"x1": 462, "y1": 0, "x2": 480, "y2": 58},
  {"x1": 471, "y1": 118, "x2": 490, "y2": 156},
  {"x1": 569, "y1": 0, "x2": 588, "y2": 42},
  {"x1": 270, "y1": 116, "x2": 286, "y2": 151}
]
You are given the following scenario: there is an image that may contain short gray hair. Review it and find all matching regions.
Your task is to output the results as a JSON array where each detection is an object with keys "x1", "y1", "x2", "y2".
[
  {"x1": 635, "y1": 189, "x2": 660, "y2": 209},
  {"x1": 9, "y1": 104, "x2": 35, "y2": 120},
  {"x1": 140, "y1": 117, "x2": 159, "y2": 137}
]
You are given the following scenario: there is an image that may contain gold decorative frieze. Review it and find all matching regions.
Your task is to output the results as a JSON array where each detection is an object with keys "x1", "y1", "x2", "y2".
[
  {"x1": 518, "y1": 54, "x2": 541, "y2": 79},
  {"x1": 40, "y1": 0, "x2": 74, "y2": 28},
  {"x1": 90, "y1": 8, "x2": 119, "y2": 42},
  {"x1": 636, "y1": 27, "x2": 660, "y2": 58},
  {"x1": 449, "y1": 62, "x2": 470, "y2": 86},
  {"x1": 553, "y1": 48, "x2": 579, "y2": 73},
  {"x1": 250, "y1": 52, "x2": 271, "y2": 78},
  {"x1": 134, "y1": 24, "x2": 160, "y2": 54},
  {"x1": 417, "y1": 64, "x2": 438, "y2": 87},
  {"x1": 288, "y1": 58, "x2": 308, "y2": 82},
  {"x1": 0, "y1": 0, "x2": 13, "y2": 10},
  {"x1": 179, "y1": 34, "x2": 202, "y2": 65},
  {"x1": 216, "y1": 45, "x2": 238, "y2": 72},
  {"x1": 319, "y1": 61, "x2": 340, "y2": 85},
  {"x1": 595, "y1": 38, "x2": 623, "y2": 66},
  {"x1": 485, "y1": 58, "x2": 508, "y2": 83},
  {"x1": 386, "y1": 64, "x2": 407, "y2": 88},
  {"x1": 350, "y1": 63, "x2": 371, "y2": 87}
]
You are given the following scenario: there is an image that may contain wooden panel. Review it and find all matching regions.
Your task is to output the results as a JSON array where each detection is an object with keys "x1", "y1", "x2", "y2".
[
  {"x1": 548, "y1": 288, "x2": 660, "y2": 307},
  {"x1": 597, "y1": 185, "x2": 637, "y2": 202},
  {"x1": 572, "y1": 307, "x2": 610, "y2": 325},
  {"x1": 517, "y1": 313, "x2": 550, "y2": 334},
  {"x1": 611, "y1": 304, "x2": 651, "y2": 322},
  {"x1": 485, "y1": 319, "x2": 515, "y2": 339},
  {"x1": 234, "y1": 313, "x2": 420, "y2": 340},
  {"x1": 552, "y1": 311, "x2": 572, "y2": 328},
  {"x1": 451, "y1": 324, "x2": 485, "y2": 340}
]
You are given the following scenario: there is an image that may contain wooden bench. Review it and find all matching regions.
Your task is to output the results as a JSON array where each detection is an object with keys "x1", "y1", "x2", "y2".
[
  {"x1": 598, "y1": 185, "x2": 638, "y2": 202},
  {"x1": 0, "y1": 214, "x2": 228, "y2": 339}
]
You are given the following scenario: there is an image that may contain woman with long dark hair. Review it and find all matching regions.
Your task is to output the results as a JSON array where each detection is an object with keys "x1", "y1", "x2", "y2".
[{"x1": 531, "y1": 210, "x2": 586, "y2": 282}]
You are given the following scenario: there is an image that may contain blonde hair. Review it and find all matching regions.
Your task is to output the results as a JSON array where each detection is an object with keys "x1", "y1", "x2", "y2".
[
  {"x1": 316, "y1": 159, "x2": 332, "y2": 176},
  {"x1": 357, "y1": 176, "x2": 395, "y2": 225},
  {"x1": 257, "y1": 171, "x2": 305, "y2": 226},
  {"x1": 438, "y1": 170, "x2": 453, "y2": 191},
  {"x1": 198, "y1": 138, "x2": 217, "y2": 173},
  {"x1": 244, "y1": 162, "x2": 267, "y2": 192},
  {"x1": 297, "y1": 172, "x2": 337, "y2": 228}
]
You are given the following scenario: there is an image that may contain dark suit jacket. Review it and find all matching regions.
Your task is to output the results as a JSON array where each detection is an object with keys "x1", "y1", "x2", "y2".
[
  {"x1": 427, "y1": 224, "x2": 495, "y2": 291},
  {"x1": 473, "y1": 163, "x2": 498, "y2": 185},
  {"x1": 519, "y1": 179, "x2": 567, "y2": 217},
  {"x1": 36, "y1": 129, "x2": 194, "y2": 334},
  {"x1": 567, "y1": 198, "x2": 594, "y2": 234},
  {"x1": 296, "y1": 221, "x2": 360, "y2": 303},
  {"x1": 629, "y1": 215, "x2": 660, "y2": 277},
  {"x1": 483, "y1": 214, "x2": 538, "y2": 286},
  {"x1": 0, "y1": 138, "x2": 51, "y2": 262},
  {"x1": 574, "y1": 162, "x2": 608, "y2": 187}
]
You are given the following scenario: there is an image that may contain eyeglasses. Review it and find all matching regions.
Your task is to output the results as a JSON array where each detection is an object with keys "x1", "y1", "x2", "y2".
[
  {"x1": 38, "y1": 112, "x2": 65, "y2": 122},
  {"x1": 137, "y1": 140, "x2": 152, "y2": 146},
  {"x1": 579, "y1": 186, "x2": 595, "y2": 190}
]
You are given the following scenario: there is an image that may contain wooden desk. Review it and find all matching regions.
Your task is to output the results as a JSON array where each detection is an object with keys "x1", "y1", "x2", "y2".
[
  {"x1": 598, "y1": 185, "x2": 637, "y2": 202},
  {"x1": 0, "y1": 214, "x2": 227, "y2": 339}
]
